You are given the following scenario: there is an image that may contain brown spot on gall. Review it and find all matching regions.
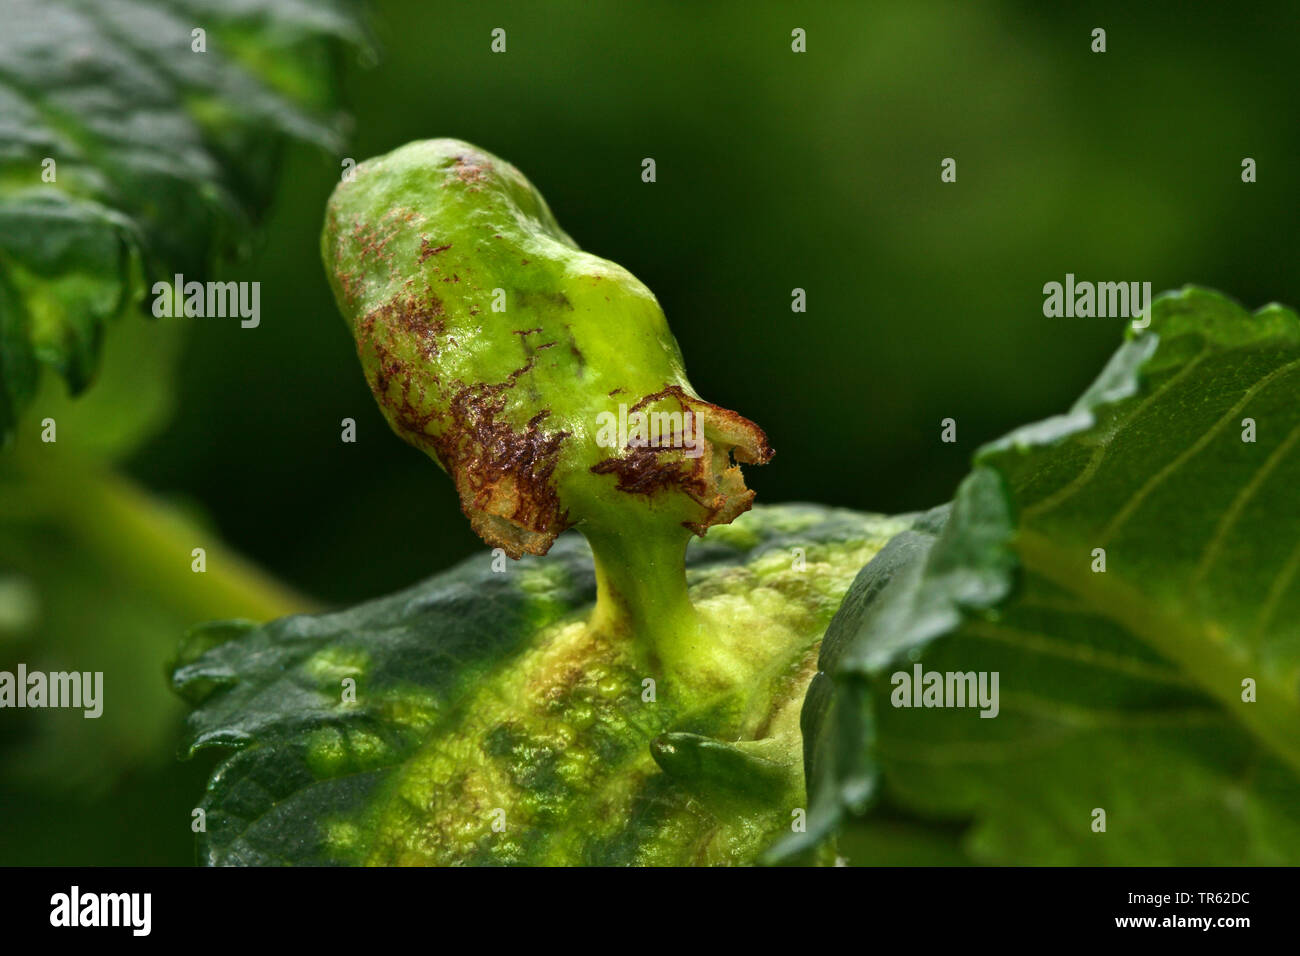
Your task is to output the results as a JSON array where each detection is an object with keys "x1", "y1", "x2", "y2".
[
  {"x1": 590, "y1": 385, "x2": 773, "y2": 536},
  {"x1": 419, "y1": 238, "x2": 453, "y2": 263}
]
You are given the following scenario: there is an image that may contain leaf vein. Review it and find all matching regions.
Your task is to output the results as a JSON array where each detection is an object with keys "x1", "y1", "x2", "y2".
[{"x1": 1098, "y1": 356, "x2": 1300, "y2": 544}]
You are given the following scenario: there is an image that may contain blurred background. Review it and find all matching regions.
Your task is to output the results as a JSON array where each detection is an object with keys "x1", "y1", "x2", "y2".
[{"x1": 1, "y1": 0, "x2": 1297, "y2": 864}]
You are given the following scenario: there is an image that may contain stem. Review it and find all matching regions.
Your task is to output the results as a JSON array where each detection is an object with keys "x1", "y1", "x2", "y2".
[
  {"x1": 582, "y1": 519, "x2": 701, "y2": 679},
  {"x1": 5, "y1": 447, "x2": 309, "y2": 624},
  {"x1": 75, "y1": 469, "x2": 310, "y2": 622}
]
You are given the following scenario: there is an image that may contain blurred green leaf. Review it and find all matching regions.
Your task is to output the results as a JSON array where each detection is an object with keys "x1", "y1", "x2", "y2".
[
  {"x1": 781, "y1": 287, "x2": 1300, "y2": 864},
  {"x1": 0, "y1": 0, "x2": 365, "y2": 444}
]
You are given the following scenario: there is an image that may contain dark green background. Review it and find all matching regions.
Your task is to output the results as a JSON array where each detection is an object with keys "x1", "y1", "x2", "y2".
[
  {"x1": 140, "y1": 1, "x2": 1299, "y2": 602},
  {"x1": 5, "y1": 0, "x2": 1298, "y2": 863}
]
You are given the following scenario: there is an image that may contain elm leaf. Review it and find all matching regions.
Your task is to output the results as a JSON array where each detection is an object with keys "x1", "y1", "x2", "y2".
[
  {"x1": 781, "y1": 287, "x2": 1300, "y2": 865},
  {"x1": 173, "y1": 505, "x2": 911, "y2": 866}
]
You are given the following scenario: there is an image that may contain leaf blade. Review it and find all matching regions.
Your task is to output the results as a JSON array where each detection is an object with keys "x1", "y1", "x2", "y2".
[
  {"x1": 175, "y1": 505, "x2": 911, "y2": 866},
  {"x1": 791, "y1": 287, "x2": 1300, "y2": 865}
]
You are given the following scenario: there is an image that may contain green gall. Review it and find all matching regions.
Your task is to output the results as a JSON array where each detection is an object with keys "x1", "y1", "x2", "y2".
[
  {"x1": 322, "y1": 139, "x2": 773, "y2": 682},
  {"x1": 322, "y1": 139, "x2": 771, "y2": 560}
]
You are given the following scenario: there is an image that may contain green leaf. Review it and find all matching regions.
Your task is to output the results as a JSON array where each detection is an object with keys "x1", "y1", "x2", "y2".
[
  {"x1": 0, "y1": 0, "x2": 366, "y2": 444},
  {"x1": 781, "y1": 287, "x2": 1300, "y2": 865},
  {"x1": 174, "y1": 504, "x2": 911, "y2": 865}
]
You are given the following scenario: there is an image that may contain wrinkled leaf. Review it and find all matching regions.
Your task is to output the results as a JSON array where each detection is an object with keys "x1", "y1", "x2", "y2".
[{"x1": 174, "y1": 505, "x2": 911, "y2": 865}]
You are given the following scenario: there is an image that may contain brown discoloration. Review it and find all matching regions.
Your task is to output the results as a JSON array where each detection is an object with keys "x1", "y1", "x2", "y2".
[
  {"x1": 591, "y1": 385, "x2": 773, "y2": 537},
  {"x1": 591, "y1": 445, "x2": 695, "y2": 497},
  {"x1": 356, "y1": 290, "x2": 572, "y2": 558},
  {"x1": 626, "y1": 386, "x2": 774, "y2": 464},
  {"x1": 356, "y1": 293, "x2": 449, "y2": 436},
  {"x1": 350, "y1": 209, "x2": 419, "y2": 267},
  {"x1": 419, "y1": 238, "x2": 453, "y2": 263},
  {"x1": 536, "y1": 663, "x2": 588, "y2": 707},
  {"x1": 430, "y1": 368, "x2": 572, "y2": 559},
  {"x1": 750, "y1": 644, "x2": 820, "y2": 741},
  {"x1": 513, "y1": 290, "x2": 574, "y2": 314},
  {"x1": 337, "y1": 269, "x2": 362, "y2": 307},
  {"x1": 359, "y1": 294, "x2": 445, "y2": 358},
  {"x1": 452, "y1": 154, "x2": 491, "y2": 189},
  {"x1": 399, "y1": 296, "x2": 446, "y2": 362},
  {"x1": 564, "y1": 324, "x2": 585, "y2": 372}
]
